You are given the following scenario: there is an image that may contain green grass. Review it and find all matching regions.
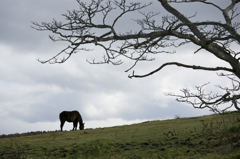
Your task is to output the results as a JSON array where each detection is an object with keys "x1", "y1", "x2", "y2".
[{"x1": 1, "y1": 112, "x2": 240, "y2": 158}]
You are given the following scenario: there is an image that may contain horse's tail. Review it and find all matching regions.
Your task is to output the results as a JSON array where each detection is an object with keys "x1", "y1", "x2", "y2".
[{"x1": 59, "y1": 111, "x2": 64, "y2": 120}]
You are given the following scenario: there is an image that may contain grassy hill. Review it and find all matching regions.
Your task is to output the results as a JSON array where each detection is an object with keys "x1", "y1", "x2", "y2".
[{"x1": 1, "y1": 112, "x2": 240, "y2": 159}]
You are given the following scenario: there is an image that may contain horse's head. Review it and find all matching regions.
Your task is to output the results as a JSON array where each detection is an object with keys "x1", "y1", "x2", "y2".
[{"x1": 80, "y1": 123, "x2": 85, "y2": 130}]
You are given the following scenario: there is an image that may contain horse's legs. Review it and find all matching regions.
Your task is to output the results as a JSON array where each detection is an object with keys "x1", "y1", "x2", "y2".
[
  {"x1": 60, "y1": 121, "x2": 65, "y2": 132},
  {"x1": 76, "y1": 121, "x2": 79, "y2": 130},
  {"x1": 72, "y1": 122, "x2": 75, "y2": 130},
  {"x1": 73, "y1": 121, "x2": 76, "y2": 130},
  {"x1": 73, "y1": 121, "x2": 78, "y2": 130}
]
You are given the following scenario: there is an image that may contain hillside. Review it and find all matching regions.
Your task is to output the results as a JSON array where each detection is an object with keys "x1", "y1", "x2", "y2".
[{"x1": 1, "y1": 112, "x2": 240, "y2": 159}]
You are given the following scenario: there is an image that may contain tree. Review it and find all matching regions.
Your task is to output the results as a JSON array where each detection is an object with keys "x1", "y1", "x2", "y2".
[{"x1": 32, "y1": 0, "x2": 240, "y2": 114}]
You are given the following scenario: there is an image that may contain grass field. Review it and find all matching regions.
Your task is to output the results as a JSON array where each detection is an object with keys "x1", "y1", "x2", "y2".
[{"x1": 1, "y1": 112, "x2": 240, "y2": 158}]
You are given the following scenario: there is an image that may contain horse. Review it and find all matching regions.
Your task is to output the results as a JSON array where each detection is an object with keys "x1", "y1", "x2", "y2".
[{"x1": 59, "y1": 110, "x2": 85, "y2": 131}]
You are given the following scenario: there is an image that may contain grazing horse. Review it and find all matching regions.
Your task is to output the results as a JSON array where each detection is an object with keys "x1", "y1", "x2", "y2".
[{"x1": 59, "y1": 110, "x2": 84, "y2": 131}]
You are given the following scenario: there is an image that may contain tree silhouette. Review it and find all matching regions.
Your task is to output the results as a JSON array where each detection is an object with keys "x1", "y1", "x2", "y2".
[{"x1": 32, "y1": 0, "x2": 240, "y2": 114}]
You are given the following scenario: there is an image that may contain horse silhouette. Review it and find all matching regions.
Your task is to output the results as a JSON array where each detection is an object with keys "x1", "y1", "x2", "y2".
[{"x1": 59, "y1": 110, "x2": 84, "y2": 131}]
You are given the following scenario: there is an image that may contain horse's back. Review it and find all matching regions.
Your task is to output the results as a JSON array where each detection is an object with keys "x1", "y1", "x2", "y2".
[
  {"x1": 59, "y1": 110, "x2": 80, "y2": 122},
  {"x1": 72, "y1": 110, "x2": 80, "y2": 116},
  {"x1": 71, "y1": 110, "x2": 81, "y2": 121}
]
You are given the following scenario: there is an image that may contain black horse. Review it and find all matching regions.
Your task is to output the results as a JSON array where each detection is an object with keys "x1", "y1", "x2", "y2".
[{"x1": 59, "y1": 110, "x2": 85, "y2": 131}]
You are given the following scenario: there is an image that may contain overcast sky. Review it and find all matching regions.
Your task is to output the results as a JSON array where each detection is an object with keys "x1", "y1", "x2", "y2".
[{"x1": 0, "y1": 0, "x2": 238, "y2": 135}]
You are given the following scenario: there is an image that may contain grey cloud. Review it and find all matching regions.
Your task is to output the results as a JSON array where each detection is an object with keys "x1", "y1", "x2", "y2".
[{"x1": 0, "y1": 0, "x2": 235, "y2": 135}]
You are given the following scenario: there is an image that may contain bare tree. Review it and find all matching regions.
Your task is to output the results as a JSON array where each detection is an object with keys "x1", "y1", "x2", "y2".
[{"x1": 32, "y1": 0, "x2": 240, "y2": 114}]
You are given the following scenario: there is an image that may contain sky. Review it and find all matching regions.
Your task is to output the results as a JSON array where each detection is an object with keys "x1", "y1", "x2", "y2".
[{"x1": 0, "y1": 0, "x2": 239, "y2": 135}]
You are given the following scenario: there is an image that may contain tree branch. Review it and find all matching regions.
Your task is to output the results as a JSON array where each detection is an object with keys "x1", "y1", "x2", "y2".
[{"x1": 128, "y1": 62, "x2": 234, "y2": 78}]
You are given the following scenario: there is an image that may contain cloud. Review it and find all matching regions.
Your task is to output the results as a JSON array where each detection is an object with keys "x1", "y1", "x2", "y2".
[
  {"x1": 0, "y1": 0, "x2": 237, "y2": 135},
  {"x1": 0, "y1": 40, "x2": 228, "y2": 135}
]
